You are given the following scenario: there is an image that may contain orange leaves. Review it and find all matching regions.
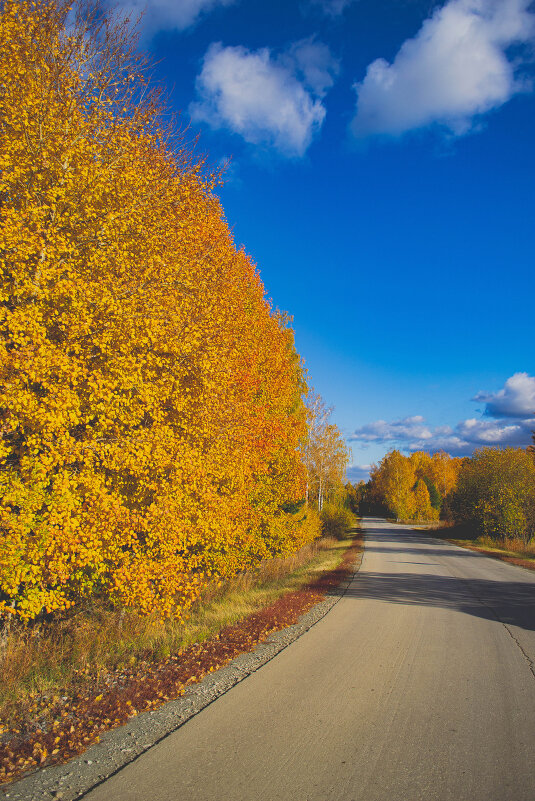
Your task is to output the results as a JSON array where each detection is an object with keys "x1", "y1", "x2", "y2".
[{"x1": 0, "y1": 0, "x2": 313, "y2": 622}]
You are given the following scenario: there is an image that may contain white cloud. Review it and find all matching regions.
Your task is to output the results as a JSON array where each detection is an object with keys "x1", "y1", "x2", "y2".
[
  {"x1": 419, "y1": 418, "x2": 532, "y2": 453},
  {"x1": 347, "y1": 464, "x2": 373, "y2": 482},
  {"x1": 473, "y1": 372, "x2": 535, "y2": 418},
  {"x1": 108, "y1": 0, "x2": 236, "y2": 36},
  {"x1": 349, "y1": 373, "x2": 535, "y2": 455},
  {"x1": 351, "y1": 0, "x2": 535, "y2": 138},
  {"x1": 350, "y1": 417, "x2": 533, "y2": 455},
  {"x1": 349, "y1": 415, "x2": 434, "y2": 443},
  {"x1": 287, "y1": 38, "x2": 340, "y2": 97},
  {"x1": 190, "y1": 41, "x2": 336, "y2": 156}
]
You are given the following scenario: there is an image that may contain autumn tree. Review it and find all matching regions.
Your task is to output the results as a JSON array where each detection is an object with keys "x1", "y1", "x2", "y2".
[
  {"x1": 409, "y1": 451, "x2": 432, "y2": 481},
  {"x1": 368, "y1": 449, "x2": 461, "y2": 522},
  {"x1": 429, "y1": 451, "x2": 463, "y2": 500},
  {"x1": 0, "y1": 0, "x2": 314, "y2": 620},
  {"x1": 302, "y1": 392, "x2": 349, "y2": 512},
  {"x1": 452, "y1": 448, "x2": 535, "y2": 544},
  {"x1": 369, "y1": 450, "x2": 415, "y2": 521}
]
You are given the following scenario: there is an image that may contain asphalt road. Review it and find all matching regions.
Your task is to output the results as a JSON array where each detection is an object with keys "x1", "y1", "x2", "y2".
[{"x1": 85, "y1": 518, "x2": 535, "y2": 801}]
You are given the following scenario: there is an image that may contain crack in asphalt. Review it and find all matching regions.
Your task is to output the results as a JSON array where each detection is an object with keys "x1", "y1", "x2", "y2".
[{"x1": 432, "y1": 537, "x2": 535, "y2": 682}]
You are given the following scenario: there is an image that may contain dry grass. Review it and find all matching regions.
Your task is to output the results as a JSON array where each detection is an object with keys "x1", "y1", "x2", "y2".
[
  {"x1": 0, "y1": 529, "x2": 363, "y2": 784},
  {"x1": 410, "y1": 520, "x2": 451, "y2": 530},
  {"x1": 0, "y1": 534, "x2": 350, "y2": 730},
  {"x1": 427, "y1": 523, "x2": 535, "y2": 569},
  {"x1": 463, "y1": 534, "x2": 535, "y2": 562}
]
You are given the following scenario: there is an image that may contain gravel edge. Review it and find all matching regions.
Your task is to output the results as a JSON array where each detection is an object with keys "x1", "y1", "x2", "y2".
[{"x1": 3, "y1": 549, "x2": 364, "y2": 801}]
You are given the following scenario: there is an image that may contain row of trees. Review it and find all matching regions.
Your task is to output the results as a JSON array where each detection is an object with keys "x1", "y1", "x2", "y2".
[
  {"x1": 363, "y1": 450, "x2": 463, "y2": 522},
  {"x1": 0, "y1": 0, "x2": 349, "y2": 621},
  {"x1": 350, "y1": 446, "x2": 535, "y2": 543}
]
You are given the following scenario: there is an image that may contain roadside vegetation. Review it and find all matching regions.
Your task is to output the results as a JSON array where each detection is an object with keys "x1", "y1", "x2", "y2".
[
  {"x1": 0, "y1": 523, "x2": 360, "y2": 783},
  {"x1": 0, "y1": 1, "x2": 350, "y2": 625},
  {"x1": 320, "y1": 503, "x2": 354, "y2": 539},
  {"x1": 0, "y1": 431, "x2": 355, "y2": 783},
  {"x1": 347, "y1": 443, "x2": 535, "y2": 567},
  {"x1": 0, "y1": 526, "x2": 351, "y2": 729},
  {"x1": 0, "y1": 0, "x2": 358, "y2": 782},
  {"x1": 0, "y1": 492, "x2": 356, "y2": 749}
]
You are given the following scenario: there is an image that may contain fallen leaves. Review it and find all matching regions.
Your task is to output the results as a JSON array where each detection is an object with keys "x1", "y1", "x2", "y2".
[{"x1": 0, "y1": 535, "x2": 362, "y2": 786}]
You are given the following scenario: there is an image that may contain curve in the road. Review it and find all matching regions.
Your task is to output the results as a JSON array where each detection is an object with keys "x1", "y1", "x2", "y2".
[{"x1": 48, "y1": 519, "x2": 535, "y2": 801}]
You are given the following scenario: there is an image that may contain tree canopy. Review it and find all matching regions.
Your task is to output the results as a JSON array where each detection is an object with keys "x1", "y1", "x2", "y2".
[{"x1": 0, "y1": 0, "x2": 349, "y2": 620}]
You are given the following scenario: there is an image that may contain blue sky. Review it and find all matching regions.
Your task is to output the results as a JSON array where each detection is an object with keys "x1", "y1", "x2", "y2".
[{"x1": 111, "y1": 0, "x2": 535, "y2": 480}]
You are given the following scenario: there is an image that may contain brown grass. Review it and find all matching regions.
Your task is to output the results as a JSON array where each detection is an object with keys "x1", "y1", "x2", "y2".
[
  {"x1": 0, "y1": 538, "x2": 337, "y2": 719},
  {"x1": 0, "y1": 528, "x2": 362, "y2": 784},
  {"x1": 426, "y1": 523, "x2": 535, "y2": 570}
]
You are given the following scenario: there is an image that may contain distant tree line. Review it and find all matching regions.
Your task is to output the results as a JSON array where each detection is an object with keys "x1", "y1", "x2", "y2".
[
  {"x1": 350, "y1": 450, "x2": 462, "y2": 522},
  {"x1": 346, "y1": 443, "x2": 535, "y2": 543}
]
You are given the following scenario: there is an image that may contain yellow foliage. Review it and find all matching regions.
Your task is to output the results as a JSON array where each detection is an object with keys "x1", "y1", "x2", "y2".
[
  {"x1": 302, "y1": 392, "x2": 350, "y2": 511},
  {"x1": 0, "y1": 0, "x2": 315, "y2": 620},
  {"x1": 453, "y1": 447, "x2": 535, "y2": 543},
  {"x1": 369, "y1": 449, "x2": 459, "y2": 522}
]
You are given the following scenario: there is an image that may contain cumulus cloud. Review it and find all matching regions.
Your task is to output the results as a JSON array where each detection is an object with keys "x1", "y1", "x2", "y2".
[
  {"x1": 349, "y1": 373, "x2": 535, "y2": 456},
  {"x1": 108, "y1": 0, "x2": 236, "y2": 36},
  {"x1": 287, "y1": 38, "x2": 340, "y2": 97},
  {"x1": 190, "y1": 40, "x2": 337, "y2": 156},
  {"x1": 473, "y1": 372, "x2": 535, "y2": 418},
  {"x1": 351, "y1": 0, "x2": 535, "y2": 138},
  {"x1": 350, "y1": 417, "x2": 533, "y2": 455}
]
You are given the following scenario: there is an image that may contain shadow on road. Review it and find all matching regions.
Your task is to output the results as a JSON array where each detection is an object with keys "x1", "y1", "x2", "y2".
[
  {"x1": 337, "y1": 572, "x2": 535, "y2": 632},
  {"x1": 333, "y1": 522, "x2": 535, "y2": 633},
  {"x1": 364, "y1": 546, "x2": 473, "y2": 558}
]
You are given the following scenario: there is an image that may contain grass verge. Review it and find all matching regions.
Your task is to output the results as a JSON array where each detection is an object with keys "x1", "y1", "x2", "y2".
[
  {"x1": 425, "y1": 523, "x2": 535, "y2": 570},
  {"x1": 0, "y1": 526, "x2": 363, "y2": 784}
]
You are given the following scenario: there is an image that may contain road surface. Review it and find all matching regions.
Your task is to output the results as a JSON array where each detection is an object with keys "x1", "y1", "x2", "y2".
[{"x1": 86, "y1": 518, "x2": 535, "y2": 801}]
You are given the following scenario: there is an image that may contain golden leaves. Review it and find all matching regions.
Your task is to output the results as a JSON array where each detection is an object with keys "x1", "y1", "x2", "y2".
[{"x1": 0, "y1": 0, "x2": 313, "y2": 622}]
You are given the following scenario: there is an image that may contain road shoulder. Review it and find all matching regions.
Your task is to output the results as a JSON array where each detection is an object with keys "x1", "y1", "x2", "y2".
[{"x1": 4, "y1": 546, "x2": 364, "y2": 801}]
